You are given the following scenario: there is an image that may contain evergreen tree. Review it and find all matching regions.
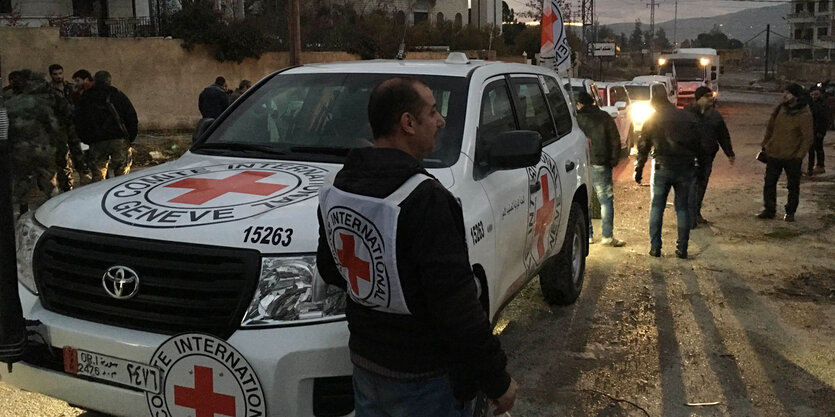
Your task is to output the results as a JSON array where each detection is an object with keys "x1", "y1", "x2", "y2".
[{"x1": 628, "y1": 20, "x2": 644, "y2": 51}]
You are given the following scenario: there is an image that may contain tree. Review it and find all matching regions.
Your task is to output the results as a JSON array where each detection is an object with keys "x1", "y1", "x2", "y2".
[
  {"x1": 518, "y1": 0, "x2": 572, "y2": 21},
  {"x1": 502, "y1": 1, "x2": 516, "y2": 23},
  {"x1": 655, "y1": 27, "x2": 671, "y2": 50},
  {"x1": 628, "y1": 20, "x2": 644, "y2": 51},
  {"x1": 692, "y1": 28, "x2": 743, "y2": 49},
  {"x1": 597, "y1": 24, "x2": 616, "y2": 43}
]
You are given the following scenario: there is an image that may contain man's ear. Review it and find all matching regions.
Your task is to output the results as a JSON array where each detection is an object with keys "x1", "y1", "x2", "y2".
[{"x1": 399, "y1": 112, "x2": 417, "y2": 135}]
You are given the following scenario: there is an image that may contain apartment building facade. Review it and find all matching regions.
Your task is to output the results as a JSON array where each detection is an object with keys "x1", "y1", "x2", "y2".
[{"x1": 787, "y1": 0, "x2": 835, "y2": 60}]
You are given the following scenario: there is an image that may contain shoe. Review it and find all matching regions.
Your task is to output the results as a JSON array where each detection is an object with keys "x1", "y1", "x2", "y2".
[
  {"x1": 805, "y1": 170, "x2": 814, "y2": 177},
  {"x1": 649, "y1": 247, "x2": 661, "y2": 257},
  {"x1": 696, "y1": 215, "x2": 708, "y2": 225},
  {"x1": 784, "y1": 213, "x2": 795, "y2": 222},
  {"x1": 675, "y1": 249, "x2": 688, "y2": 259},
  {"x1": 589, "y1": 237, "x2": 596, "y2": 244},
  {"x1": 600, "y1": 237, "x2": 626, "y2": 247},
  {"x1": 756, "y1": 210, "x2": 775, "y2": 219},
  {"x1": 690, "y1": 222, "x2": 698, "y2": 230},
  {"x1": 813, "y1": 166, "x2": 826, "y2": 174}
]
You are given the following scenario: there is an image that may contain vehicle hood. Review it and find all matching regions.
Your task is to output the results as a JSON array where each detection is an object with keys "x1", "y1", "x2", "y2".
[{"x1": 36, "y1": 152, "x2": 454, "y2": 252}]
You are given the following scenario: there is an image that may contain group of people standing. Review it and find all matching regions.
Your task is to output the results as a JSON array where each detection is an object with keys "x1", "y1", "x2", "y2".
[
  {"x1": 198, "y1": 76, "x2": 252, "y2": 119},
  {"x1": 1, "y1": 65, "x2": 137, "y2": 213},
  {"x1": 580, "y1": 80, "x2": 825, "y2": 259}
]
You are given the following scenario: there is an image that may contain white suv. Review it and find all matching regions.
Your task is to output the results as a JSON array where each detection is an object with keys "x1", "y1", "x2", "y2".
[{"x1": 7, "y1": 54, "x2": 592, "y2": 417}]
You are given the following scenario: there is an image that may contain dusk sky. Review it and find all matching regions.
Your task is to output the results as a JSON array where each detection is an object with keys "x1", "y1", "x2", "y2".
[{"x1": 502, "y1": 0, "x2": 780, "y2": 25}]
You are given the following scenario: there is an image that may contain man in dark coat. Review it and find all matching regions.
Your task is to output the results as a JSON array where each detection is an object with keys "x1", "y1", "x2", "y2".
[
  {"x1": 198, "y1": 76, "x2": 230, "y2": 119},
  {"x1": 635, "y1": 93, "x2": 702, "y2": 259},
  {"x1": 689, "y1": 86, "x2": 735, "y2": 228},
  {"x1": 74, "y1": 71, "x2": 138, "y2": 182},
  {"x1": 317, "y1": 77, "x2": 516, "y2": 416},
  {"x1": 807, "y1": 85, "x2": 830, "y2": 175},
  {"x1": 576, "y1": 92, "x2": 626, "y2": 247}
]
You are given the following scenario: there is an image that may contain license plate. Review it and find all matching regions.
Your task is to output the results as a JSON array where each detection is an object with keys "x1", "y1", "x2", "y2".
[{"x1": 63, "y1": 347, "x2": 161, "y2": 394}]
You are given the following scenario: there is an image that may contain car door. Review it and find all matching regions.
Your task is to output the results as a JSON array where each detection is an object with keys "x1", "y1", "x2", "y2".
[
  {"x1": 507, "y1": 74, "x2": 566, "y2": 276},
  {"x1": 609, "y1": 86, "x2": 630, "y2": 148},
  {"x1": 474, "y1": 76, "x2": 531, "y2": 305}
]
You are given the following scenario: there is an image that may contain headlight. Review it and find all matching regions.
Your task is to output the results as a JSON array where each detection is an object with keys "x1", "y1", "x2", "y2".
[
  {"x1": 241, "y1": 255, "x2": 346, "y2": 327},
  {"x1": 15, "y1": 211, "x2": 46, "y2": 295},
  {"x1": 631, "y1": 102, "x2": 655, "y2": 124}
]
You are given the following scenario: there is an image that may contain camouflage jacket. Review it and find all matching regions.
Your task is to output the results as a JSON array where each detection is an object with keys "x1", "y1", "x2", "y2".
[{"x1": 6, "y1": 78, "x2": 77, "y2": 150}]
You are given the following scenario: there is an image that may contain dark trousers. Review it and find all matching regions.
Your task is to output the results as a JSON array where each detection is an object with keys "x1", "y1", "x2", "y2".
[
  {"x1": 650, "y1": 163, "x2": 695, "y2": 253},
  {"x1": 763, "y1": 158, "x2": 802, "y2": 215},
  {"x1": 689, "y1": 154, "x2": 715, "y2": 225},
  {"x1": 808, "y1": 134, "x2": 825, "y2": 171}
]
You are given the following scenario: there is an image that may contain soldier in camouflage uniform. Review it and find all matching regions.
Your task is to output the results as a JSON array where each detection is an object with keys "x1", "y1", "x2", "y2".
[
  {"x1": 5, "y1": 70, "x2": 75, "y2": 213},
  {"x1": 49, "y1": 64, "x2": 89, "y2": 190}
]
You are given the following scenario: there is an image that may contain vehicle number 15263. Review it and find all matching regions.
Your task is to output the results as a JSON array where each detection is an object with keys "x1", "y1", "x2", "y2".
[{"x1": 243, "y1": 226, "x2": 293, "y2": 246}]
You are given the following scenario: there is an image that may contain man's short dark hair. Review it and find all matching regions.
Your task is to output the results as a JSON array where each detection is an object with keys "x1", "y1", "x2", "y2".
[
  {"x1": 94, "y1": 70, "x2": 111, "y2": 85},
  {"x1": 367, "y1": 77, "x2": 428, "y2": 139},
  {"x1": 8, "y1": 70, "x2": 21, "y2": 82},
  {"x1": 577, "y1": 91, "x2": 595, "y2": 107},
  {"x1": 48, "y1": 64, "x2": 63, "y2": 74},
  {"x1": 694, "y1": 86, "x2": 712, "y2": 101},
  {"x1": 72, "y1": 69, "x2": 92, "y2": 81},
  {"x1": 239, "y1": 79, "x2": 252, "y2": 89},
  {"x1": 215, "y1": 76, "x2": 226, "y2": 86}
]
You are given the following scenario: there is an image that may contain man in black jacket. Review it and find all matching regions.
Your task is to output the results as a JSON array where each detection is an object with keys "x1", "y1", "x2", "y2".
[
  {"x1": 74, "y1": 71, "x2": 137, "y2": 182},
  {"x1": 317, "y1": 77, "x2": 516, "y2": 416},
  {"x1": 689, "y1": 87, "x2": 734, "y2": 228},
  {"x1": 807, "y1": 85, "x2": 830, "y2": 175},
  {"x1": 198, "y1": 76, "x2": 230, "y2": 119},
  {"x1": 635, "y1": 93, "x2": 701, "y2": 259},
  {"x1": 576, "y1": 92, "x2": 626, "y2": 247}
]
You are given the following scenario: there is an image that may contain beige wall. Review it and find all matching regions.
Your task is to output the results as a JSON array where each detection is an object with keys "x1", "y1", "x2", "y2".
[
  {"x1": 0, "y1": 27, "x2": 360, "y2": 131},
  {"x1": 779, "y1": 61, "x2": 835, "y2": 82},
  {"x1": 1, "y1": 27, "x2": 526, "y2": 131}
]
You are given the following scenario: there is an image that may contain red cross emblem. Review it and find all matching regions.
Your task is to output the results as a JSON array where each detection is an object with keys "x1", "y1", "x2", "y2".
[
  {"x1": 165, "y1": 171, "x2": 287, "y2": 205},
  {"x1": 174, "y1": 365, "x2": 236, "y2": 417},
  {"x1": 336, "y1": 233, "x2": 371, "y2": 294},
  {"x1": 534, "y1": 173, "x2": 555, "y2": 257}
]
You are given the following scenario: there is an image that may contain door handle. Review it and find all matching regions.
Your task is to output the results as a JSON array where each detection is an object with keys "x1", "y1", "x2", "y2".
[
  {"x1": 565, "y1": 161, "x2": 576, "y2": 172},
  {"x1": 529, "y1": 180, "x2": 541, "y2": 194}
]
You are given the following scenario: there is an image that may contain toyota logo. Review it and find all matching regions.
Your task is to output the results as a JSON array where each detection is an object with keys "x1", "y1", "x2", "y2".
[{"x1": 102, "y1": 266, "x2": 140, "y2": 300}]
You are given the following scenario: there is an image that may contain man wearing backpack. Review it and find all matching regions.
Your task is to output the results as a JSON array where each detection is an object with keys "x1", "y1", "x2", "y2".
[{"x1": 74, "y1": 71, "x2": 138, "y2": 182}]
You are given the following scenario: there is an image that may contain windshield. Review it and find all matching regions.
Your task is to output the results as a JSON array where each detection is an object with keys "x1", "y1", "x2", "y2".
[
  {"x1": 625, "y1": 85, "x2": 650, "y2": 101},
  {"x1": 660, "y1": 59, "x2": 706, "y2": 81},
  {"x1": 196, "y1": 73, "x2": 467, "y2": 168}
]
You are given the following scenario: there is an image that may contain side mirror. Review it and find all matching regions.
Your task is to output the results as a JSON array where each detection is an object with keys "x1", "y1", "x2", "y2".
[
  {"x1": 476, "y1": 130, "x2": 542, "y2": 178},
  {"x1": 614, "y1": 101, "x2": 627, "y2": 110},
  {"x1": 193, "y1": 118, "x2": 215, "y2": 143}
]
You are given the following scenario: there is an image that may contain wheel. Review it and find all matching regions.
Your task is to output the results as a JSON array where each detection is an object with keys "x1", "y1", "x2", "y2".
[
  {"x1": 589, "y1": 188, "x2": 602, "y2": 220},
  {"x1": 539, "y1": 202, "x2": 587, "y2": 305}
]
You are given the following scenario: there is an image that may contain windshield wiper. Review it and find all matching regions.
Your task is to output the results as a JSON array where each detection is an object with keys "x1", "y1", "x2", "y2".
[
  {"x1": 193, "y1": 142, "x2": 287, "y2": 156},
  {"x1": 289, "y1": 146, "x2": 352, "y2": 157}
]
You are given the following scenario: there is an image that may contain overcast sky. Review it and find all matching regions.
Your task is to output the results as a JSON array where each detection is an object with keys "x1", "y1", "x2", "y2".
[{"x1": 501, "y1": 0, "x2": 779, "y2": 25}]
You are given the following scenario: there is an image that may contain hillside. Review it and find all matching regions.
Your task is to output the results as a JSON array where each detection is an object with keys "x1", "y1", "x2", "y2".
[{"x1": 603, "y1": 4, "x2": 789, "y2": 47}]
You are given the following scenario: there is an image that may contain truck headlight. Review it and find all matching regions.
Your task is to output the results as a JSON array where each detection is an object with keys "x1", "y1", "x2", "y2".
[
  {"x1": 241, "y1": 255, "x2": 346, "y2": 327},
  {"x1": 631, "y1": 102, "x2": 655, "y2": 125},
  {"x1": 15, "y1": 211, "x2": 46, "y2": 295}
]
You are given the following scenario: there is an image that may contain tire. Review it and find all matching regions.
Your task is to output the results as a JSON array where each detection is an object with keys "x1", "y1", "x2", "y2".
[{"x1": 540, "y1": 202, "x2": 587, "y2": 306}]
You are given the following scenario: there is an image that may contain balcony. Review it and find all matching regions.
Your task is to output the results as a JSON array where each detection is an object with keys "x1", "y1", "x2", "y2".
[
  {"x1": 816, "y1": 15, "x2": 832, "y2": 24},
  {"x1": 788, "y1": 11, "x2": 816, "y2": 23},
  {"x1": 786, "y1": 38, "x2": 813, "y2": 49}
]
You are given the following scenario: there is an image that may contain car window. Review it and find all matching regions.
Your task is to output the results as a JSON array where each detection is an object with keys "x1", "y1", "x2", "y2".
[
  {"x1": 651, "y1": 84, "x2": 667, "y2": 100},
  {"x1": 625, "y1": 85, "x2": 650, "y2": 101},
  {"x1": 201, "y1": 73, "x2": 467, "y2": 167},
  {"x1": 542, "y1": 76, "x2": 573, "y2": 137},
  {"x1": 479, "y1": 79, "x2": 517, "y2": 144},
  {"x1": 598, "y1": 88, "x2": 608, "y2": 106},
  {"x1": 510, "y1": 77, "x2": 557, "y2": 143}
]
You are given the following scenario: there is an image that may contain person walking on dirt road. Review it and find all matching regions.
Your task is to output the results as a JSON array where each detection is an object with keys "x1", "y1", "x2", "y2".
[
  {"x1": 689, "y1": 86, "x2": 735, "y2": 229},
  {"x1": 635, "y1": 93, "x2": 702, "y2": 259},
  {"x1": 807, "y1": 85, "x2": 830, "y2": 176},
  {"x1": 576, "y1": 92, "x2": 626, "y2": 247},
  {"x1": 758, "y1": 84, "x2": 814, "y2": 222}
]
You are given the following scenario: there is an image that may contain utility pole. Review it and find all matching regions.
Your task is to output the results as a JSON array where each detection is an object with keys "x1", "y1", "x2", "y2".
[
  {"x1": 764, "y1": 24, "x2": 771, "y2": 80},
  {"x1": 647, "y1": 0, "x2": 660, "y2": 57},
  {"x1": 673, "y1": 0, "x2": 678, "y2": 46},
  {"x1": 287, "y1": 0, "x2": 301, "y2": 66}
]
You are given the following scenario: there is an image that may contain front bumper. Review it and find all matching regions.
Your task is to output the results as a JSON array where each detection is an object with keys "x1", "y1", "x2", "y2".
[{"x1": 0, "y1": 284, "x2": 354, "y2": 417}]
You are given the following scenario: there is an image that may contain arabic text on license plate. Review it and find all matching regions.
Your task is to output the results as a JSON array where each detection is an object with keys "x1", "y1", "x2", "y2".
[{"x1": 62, "y1": 347, "x2": 160, "y2": 394}]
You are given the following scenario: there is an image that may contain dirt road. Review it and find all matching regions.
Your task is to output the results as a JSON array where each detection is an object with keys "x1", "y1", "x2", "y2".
[
  {"x1": 498, "y1": 99, "x2": 835, "y2": 416},
  {"x1": 1, "y1": 97, "x2": 833, "y2": 417}
]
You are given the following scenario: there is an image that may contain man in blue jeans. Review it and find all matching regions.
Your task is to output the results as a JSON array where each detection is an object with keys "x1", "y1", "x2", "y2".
[
  {"x1": 635, "y1": 93, "x2": 702, "y2": 259},
  {"x1": 575, "y1": 92, "x2": 626, "y2": 247}
]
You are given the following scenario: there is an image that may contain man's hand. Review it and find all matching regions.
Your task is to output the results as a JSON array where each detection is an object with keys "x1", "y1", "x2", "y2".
[
  {"x1": 634, "y1": 168, "x2": 643, "y2": 185},
  {"x1": 490, "y1": 378, "x2": 518, "y2": 415},
  {"x1": 728, "y1": 155, "x2": 735, "y2": 166}
]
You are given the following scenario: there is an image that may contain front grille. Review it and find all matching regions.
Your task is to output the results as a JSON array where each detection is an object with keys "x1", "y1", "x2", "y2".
[{"x1": 34, "y1": 227, "x2": 261, "y2": 339}]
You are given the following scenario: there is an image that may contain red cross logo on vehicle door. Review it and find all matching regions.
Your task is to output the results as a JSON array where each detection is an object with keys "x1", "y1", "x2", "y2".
[
  {"x1": 525, "y1": 153, "x2": 562, "y2": 269},
  {"x1": 337, "y1": 233, "x2": 372, "y2": 297},
  {"x1": 534, "y1": 172, "x2": 556, "y2": 258}
]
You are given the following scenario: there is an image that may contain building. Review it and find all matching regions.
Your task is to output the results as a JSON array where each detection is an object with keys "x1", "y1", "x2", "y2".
[
  {"x1": 469, "y1": 0, "x2": 501, "y2": 31},
  {"x1": 786, "y1": 0, "x2": 835, "y2": 60},
  {"x1": 341, "y1": 0, "x2": 468, "y2": 27},
  {"x1": 0, "y1": 0, "x2": 152, "y2": 36}
]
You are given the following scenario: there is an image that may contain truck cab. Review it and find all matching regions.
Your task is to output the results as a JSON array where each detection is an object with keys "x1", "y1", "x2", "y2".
[{"x1": 657, "y1": 48, "x2": 720, "y2": 108}]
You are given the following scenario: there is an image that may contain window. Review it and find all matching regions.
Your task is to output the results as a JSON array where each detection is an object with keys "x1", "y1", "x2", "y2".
[
  {"x1": 542, "y1": 76, "x2": 573, "y2": 137},
  {"x1": 807, "y1": 1, "x2": 815, "y2": 12},
  {"x1": 1, "y1": 0, "x2": 11, "y2": 13},
  {"x1": 479, "y1": 79, "x2": 517, "y2": 145},
  {"x1": 455, "y1": 13, "x2": 463, "y2": 28},
  {"x1": 414, "y1": 11, "x2": 428, "y2": 24},
  {"x1": 796, "y1": 3, "x2": 804, "y2": 13},
  {"x1": 819, "y1": 27, "x2": 829, "y2": 38},
  {"x1": 611, "y1": 86, "x2": 628, "y2": 106},
  {"x1": 598, "y1": 88, "x2": 609, "y2": 106},
  {"x1": 820, "y1": 0, "x2": 829, "y2": 12},
  {"x1": 510, "y1": 77, "x2": 558, "y2": 142},
  {"x1": 395, "y1": 11, "x2": 406, "y2": 25},
  {"x1": 796, "y1": 29, "x2": 804, "y2": 39},
  {"x1": 651, "y1": 84, "x2": 667, "y2": 100},
  {"x1": 436, "y1": 12, "x2": 444, "y2": 25}
]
